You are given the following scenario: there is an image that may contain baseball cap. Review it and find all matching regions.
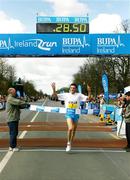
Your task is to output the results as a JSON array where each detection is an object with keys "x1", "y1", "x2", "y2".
[{"x1": 124, "y1": 86, "x2": 130, "y2": 95}]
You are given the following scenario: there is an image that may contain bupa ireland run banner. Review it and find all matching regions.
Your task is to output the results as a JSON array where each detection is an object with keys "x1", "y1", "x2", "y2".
[
  {"x1": 102, "y1": 73, "x2": 109, "y2": 103},
  {"x1": 0, "y1": 33, "x2": 130, "y2": 56}
]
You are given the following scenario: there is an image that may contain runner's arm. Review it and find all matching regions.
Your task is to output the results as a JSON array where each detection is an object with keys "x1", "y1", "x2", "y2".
[{"x1": 51, "y1": 82, "x2": 58, "y2": 98}]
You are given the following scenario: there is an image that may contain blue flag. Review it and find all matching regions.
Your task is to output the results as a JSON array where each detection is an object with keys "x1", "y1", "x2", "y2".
[
  {"x1": 78, "y1": 84, "x2": 82, "y2": 93},
  {"x1": 102, "y1": 73, "x2": 109, "y2": 103}
]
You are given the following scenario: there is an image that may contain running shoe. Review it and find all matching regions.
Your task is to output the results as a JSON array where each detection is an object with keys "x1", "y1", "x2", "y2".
[
  {"x1": 8, "y1": 147, "x2": 13, "y2": 151},
  {"x1": 13, "y1": 147, "x2": 20, "y2": 152},
  {"x1": 66, "y1": 143, "x2": 71, "y2": 152}
]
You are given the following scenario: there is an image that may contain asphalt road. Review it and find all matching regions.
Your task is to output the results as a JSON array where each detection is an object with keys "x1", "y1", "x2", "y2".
[{"x1": 0, "y1": 98, "x2": 130, "y2": 180}]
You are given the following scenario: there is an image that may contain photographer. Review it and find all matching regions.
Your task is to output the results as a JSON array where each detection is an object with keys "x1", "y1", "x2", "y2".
[
  {"x1": 6, "y1": 87, "x2": 30, "y2": 152},
  {"x1": 123, "y1": 86, "x2": 130, "y2": 151}
]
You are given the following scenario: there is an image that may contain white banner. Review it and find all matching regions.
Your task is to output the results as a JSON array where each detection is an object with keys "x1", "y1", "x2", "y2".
[{"x1": 29, "y1": 105, "x2": 94, "y2": 115}]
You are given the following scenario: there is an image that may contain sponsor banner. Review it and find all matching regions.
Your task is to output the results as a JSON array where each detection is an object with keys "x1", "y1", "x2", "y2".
[
  {"x1": 91, "y1": 34, "x2": 128, "y2": 55},
  {"x1": 37, "y1": 16, "x2": 89, "y2": 23},
  {"x1": 102, "y1": 73, "x2": 109, "y2": 103},
  {"x1": 78, "y1": 84, "x2": 82, "y2": 93},
  {"x1": 0, "y1": 34, "x2": 130, "y2": 56},
  {"x1": 29, "y1": 105, "x2": 95, "y2": 115}
]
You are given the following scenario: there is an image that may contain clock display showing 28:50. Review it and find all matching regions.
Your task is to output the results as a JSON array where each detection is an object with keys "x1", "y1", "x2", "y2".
[{"x1": 53, "y1": 23, "x2": 89, "y2": 33}]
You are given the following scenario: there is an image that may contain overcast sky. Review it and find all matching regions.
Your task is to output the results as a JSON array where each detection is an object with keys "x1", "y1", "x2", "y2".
[{"x1": 0, "y1": 0, "x2": 130, "y2": 94}]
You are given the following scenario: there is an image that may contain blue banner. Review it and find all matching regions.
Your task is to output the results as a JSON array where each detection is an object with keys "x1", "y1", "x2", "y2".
[
  {"x1": 78, "y1": 84, "x2": 82, "y2": 93},
  {"x1": 37, "y1": 16, "x2": 89, "y2": 23},
  {"x1": 102, "y1": 73, "x2": 109, "y2": 103},
  {"x1": 0, "y1": 34, "x2": 130, "y2": 56}
]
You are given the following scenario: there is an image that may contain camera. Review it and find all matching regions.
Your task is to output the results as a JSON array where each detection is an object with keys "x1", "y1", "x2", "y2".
[{"x1": 19, "y1": 103, "x2": 30, "y2": 109}]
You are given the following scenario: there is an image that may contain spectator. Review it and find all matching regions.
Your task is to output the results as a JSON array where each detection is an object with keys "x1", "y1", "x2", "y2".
[
  {"x1": 123, "y1": 86, "x2": 130, "y2": 151},
  {"x1": 6, "y1": 87, "x2": 29, "y2": 151}
]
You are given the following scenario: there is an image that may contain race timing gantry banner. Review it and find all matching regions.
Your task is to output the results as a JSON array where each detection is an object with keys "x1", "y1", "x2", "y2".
[{"x1": 0, "y1": 33, "x2": 130, "y2": 56}]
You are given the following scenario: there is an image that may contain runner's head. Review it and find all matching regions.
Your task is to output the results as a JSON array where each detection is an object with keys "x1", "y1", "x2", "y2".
[{"x1": 69, "y1": 83, "x2": 77, "y2": 94}]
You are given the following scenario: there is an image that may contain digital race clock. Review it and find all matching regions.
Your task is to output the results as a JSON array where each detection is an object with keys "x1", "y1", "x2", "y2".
[{"x1": 36, "y1": 23, "x2": 89, "y2": 34}]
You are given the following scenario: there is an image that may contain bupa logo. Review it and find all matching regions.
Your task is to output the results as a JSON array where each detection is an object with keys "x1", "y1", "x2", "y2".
[
  {"x1": 0, "y1": 38, "x2": 14, "y2": 50},
  {"x1": 62, "y1": 36, "x2": 90, "y2": 48},
  {"x1": 97, "y1": 35, "x2": 125, "y2": 48}
]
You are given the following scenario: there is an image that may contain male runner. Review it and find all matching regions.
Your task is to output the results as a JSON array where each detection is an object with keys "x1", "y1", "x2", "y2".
[{"x1": 51, "y1": 82, "x2": 91, "y2": 152}]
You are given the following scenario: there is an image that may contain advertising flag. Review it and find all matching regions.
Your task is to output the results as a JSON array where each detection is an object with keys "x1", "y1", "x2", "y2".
[
  {"x1": 102, "y1": 73, "x2": 109, "y2": 103},
  {"x1": 78, "y1": 84, "x2": 82, "y2": 93}
]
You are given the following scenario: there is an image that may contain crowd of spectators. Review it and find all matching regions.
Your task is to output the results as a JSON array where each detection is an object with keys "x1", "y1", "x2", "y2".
[{"x1": 0, "y1": 94, "x2": 6, "y2": 110}]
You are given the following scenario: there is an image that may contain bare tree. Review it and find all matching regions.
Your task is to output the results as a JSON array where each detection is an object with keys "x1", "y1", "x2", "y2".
[
  {"x1": 121, "y1": 19, "x2": 130, "y2": 33},
  {"x1": 0, "y1": 58, "x2": 16, "y2": 94},
  {"x1": 72, "y1": 56, "x2": 130, "y2": 96}
]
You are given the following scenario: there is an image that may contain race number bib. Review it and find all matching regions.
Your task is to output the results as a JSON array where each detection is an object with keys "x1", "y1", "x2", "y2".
[{"x1": 67, "y1": 102, "x2": 78, "y2": 109}]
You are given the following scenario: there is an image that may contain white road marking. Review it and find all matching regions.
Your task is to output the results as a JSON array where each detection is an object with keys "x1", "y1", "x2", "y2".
[
  {"x1": 0, "y1": 151, "x2": 13, "y2": 173},
  {"x1": 21, "y1": 148, "x2": 126, "y2": 153},
  {"x1": 0, "y1": 148, "x2": 126, "y2": 153},
  {"x1": 109, "y1": 133, "x2": 120, "y2": 139},
  {"x1": 0, "y1": 99, "x2": 47, "y2": 174},
  {"x1": 18, "y1": 112, "x2": 39, "y2": 139}
]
